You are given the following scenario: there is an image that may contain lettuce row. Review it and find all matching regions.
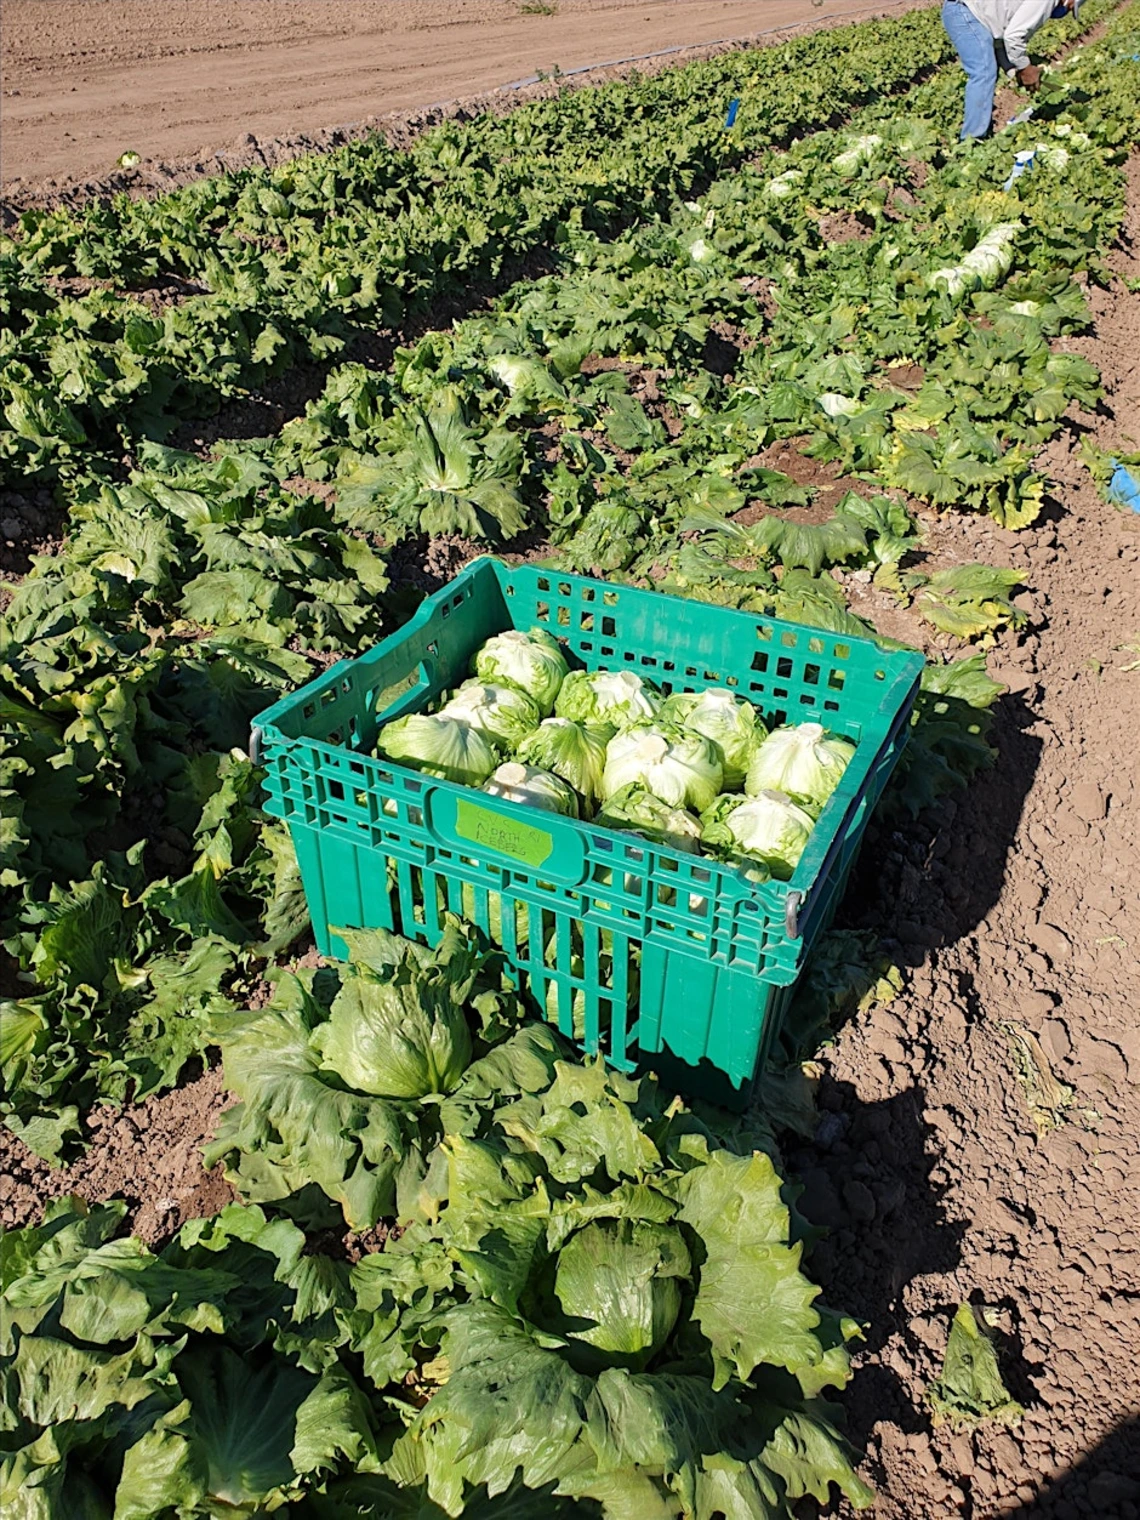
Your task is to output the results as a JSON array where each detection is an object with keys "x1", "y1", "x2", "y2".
[{"x1": 1, "y1": 924, "x2": 873, "y2": 1517}]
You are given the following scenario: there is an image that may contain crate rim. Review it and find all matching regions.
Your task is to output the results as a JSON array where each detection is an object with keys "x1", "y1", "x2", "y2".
[{"x1": 251, "y1": 556, "x2": 925, "y2": 941}]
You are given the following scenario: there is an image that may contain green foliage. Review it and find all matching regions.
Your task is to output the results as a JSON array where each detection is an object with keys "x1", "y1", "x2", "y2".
[
  {"x1": 336, "y1": 389, "x2": 530, "y2": 544},
  {"x1": 349, "y1": 1057, "x2": 874, "y2": 1517},
  {"x1": 206, "y1": 924, "x2": 533, "y2": 1229},
  {"x1": 1, "y1": 979, "x2": 874, "y2": 1519},
  {"x1": 887, "y1": 655, "x2": 1005, "y2": 817},
  {"x1": 782, "y1": 929, "x2": 903, "y2": 1056}
]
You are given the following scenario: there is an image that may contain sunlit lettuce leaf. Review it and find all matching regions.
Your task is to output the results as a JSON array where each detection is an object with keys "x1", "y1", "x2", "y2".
[
  {"x1": 744, "y1": 723, "x2": 855, "y2": 815},
  {"x1": 474, "y1": 629, "x2": 568, "y2": 718},
  {"x1": 555, "y1": 669, "x2": 660, "y2": 730},
  {"x1": 658, "y1": 689, "x2": 765, "y2": 792},
  {"x1": 313, "y1": 961, "x2": 473, "y2": 1100},
  {"x1": 483, "y1": 762, "x2": 579, "y2": 817},
  {"x1": 547, "y1": 1218, "x2": 689, "y2": 1372},
  {"x1": 672, "y1": 1144, "x2": 825, "y2": 1389},
  {"x1": 439, "y1": 681, "x2": 542, "y2": 751},
  {"x1": 602, "y1": 724, "x2": 722, "y2": 815},
  {"x1": 205, "y1": 975, "x2": 416, "y2": 1231},
  {"x1": 516, "y1": 718, "x2": 613, "y2": 814},
  {"x1": 378, "y1": 714, "x2": 501, "y2": 786}
]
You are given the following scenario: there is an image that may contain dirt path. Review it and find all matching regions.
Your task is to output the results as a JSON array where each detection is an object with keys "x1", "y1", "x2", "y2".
[
  {"x1": 793, "y1": 173, "x2": 1140, "y2": 1516},
  {"x1": 1, "y1": 0, "x2": 924, "y2": 191}
]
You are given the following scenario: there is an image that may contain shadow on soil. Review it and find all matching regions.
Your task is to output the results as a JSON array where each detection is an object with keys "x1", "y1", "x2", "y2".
[
  {"x1": 785, "y1": 1078, "x2": 966, "y2": 1449},
  {"x1": 778, "y1": 688, "x2": 1046, "y2": 1454},
  {"x1": 1003, "y1": 1415, "x2": 1140, "y2": 1518},
  {"x1": 845, "y1": 689, "x2": 1045, "y2": 963}
]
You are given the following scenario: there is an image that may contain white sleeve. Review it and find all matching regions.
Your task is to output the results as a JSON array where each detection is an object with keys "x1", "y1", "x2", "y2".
[{"x1": 1003, "y1": 0, "x2": 1054, "y2": 68}]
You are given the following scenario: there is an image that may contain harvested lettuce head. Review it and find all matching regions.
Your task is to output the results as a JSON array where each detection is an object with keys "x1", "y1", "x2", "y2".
[
  {"x1": 659, "y1": 688, "x2": 765, "y2": 791},
  {"x1": 516, "y1": 717, "x2": 614, "y2": 813},
  {"x1": 745, "y1": 722, "x2": 855, "y2": 815},
  {"x1": 483, "y1": 761, "x2": 579, "y2": 816},
  {"x1": 473, "y1": 628, "x2": 568, "y2": 716},
  {"x1": 379, "y1": 713, "x2": 499, "y2": 786},
  {"x1": 555, "y1": 668, "x2": 661, "y2": 730},
  {"x1": 603, "y1": 723, "x2": 723, "y2": 815},
  {"x1": 595, "y1": 783, "x2": 703, "y2": 853},
  {"x1": 439, "y1": 679, "x2": 541, "y2": 750},
  {"x1": 701, "y1": 789, "x2": 815, "y2": 879},
  {"x1": 313, "y1": 962, "x2": 473, "y2": 1098}
]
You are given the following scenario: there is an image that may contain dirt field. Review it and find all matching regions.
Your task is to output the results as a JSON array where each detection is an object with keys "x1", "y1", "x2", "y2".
[{"x1": 2, "y1": 0, "x2": 922, "y2": 192}]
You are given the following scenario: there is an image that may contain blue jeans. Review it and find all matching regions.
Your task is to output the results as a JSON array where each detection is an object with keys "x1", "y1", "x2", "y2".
[{"x1": 942, "y1": 0, "x2": 998, "y2": 138}]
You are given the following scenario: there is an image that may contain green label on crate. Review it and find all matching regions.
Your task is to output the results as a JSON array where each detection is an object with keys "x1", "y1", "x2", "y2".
[{"x1": 454, "y1": 799, "x2": 555, "y2": 869}]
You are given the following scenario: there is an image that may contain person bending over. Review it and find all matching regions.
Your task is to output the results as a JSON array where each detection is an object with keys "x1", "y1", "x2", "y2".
[{"x1": 941, "y1": 0, "x2": 1078, "y2": 140}]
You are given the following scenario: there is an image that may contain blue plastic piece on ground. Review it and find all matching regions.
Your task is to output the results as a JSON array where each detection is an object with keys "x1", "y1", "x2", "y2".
[
  {"x1": 725, "y1": 98, "x2": 740, "y2": 129},
  {"x1": 1108, "y1": 461, "x2": 1140, "y2": 512},
  {"x1": 1003, "y1": 148, "x2": 1037, "y2": 191}
]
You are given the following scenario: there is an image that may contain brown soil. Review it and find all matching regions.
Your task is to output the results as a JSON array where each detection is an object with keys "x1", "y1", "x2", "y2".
[
  {"x1": 800, "y1": 156, "x2": 1140, "y2": 1519},
  {"x1": 735, "y1": 436, "x2": 870, "y2": 522},
  {"x1": 0, "y1": 485, "x2": 68, "y2": 578},
  {"x1": 0, "y1": 1065, "x2": 235, "y2": 1247},
  {"x1": 1, "y1": 0, "x2": 931, "y2": 199},
  {"x1": 816, "y1": 209, "x2": 873, "y2": 242}
]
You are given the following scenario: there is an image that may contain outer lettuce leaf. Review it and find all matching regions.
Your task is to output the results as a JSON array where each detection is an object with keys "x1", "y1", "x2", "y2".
[
  {"x1": 672, "y1": 1145, "x2": 825, "y2": 1390},
  {"x1": 926, "y1": 1303, "x2": 1024, "y2": 1427},
  {"x1": 114, "y1": 1351, "x2": 379, "y2": 1518},
  {"x1": 516, "y1": 719, "x2": 613, "y2": 814},
  {"x1": 401, "y1": 1300, "x2": 870, "y2": 1519}
]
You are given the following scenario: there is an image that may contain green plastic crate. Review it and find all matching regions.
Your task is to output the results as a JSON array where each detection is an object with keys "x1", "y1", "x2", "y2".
[{"x1": 252, "y1": 557, "x2": 923, "y2": 1105}]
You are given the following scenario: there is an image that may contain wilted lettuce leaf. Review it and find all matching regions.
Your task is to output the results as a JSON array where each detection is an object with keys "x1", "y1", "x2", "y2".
[
  {"x1": 927, "y1": 1303, "x2": 1024, "y2": 1427},
  {"x1": 887, "y1": 654, "x2": 1003, "y2": 817},
  {"x1": 915, "y1": 563, "x2": 1026, "y2": 641}
]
